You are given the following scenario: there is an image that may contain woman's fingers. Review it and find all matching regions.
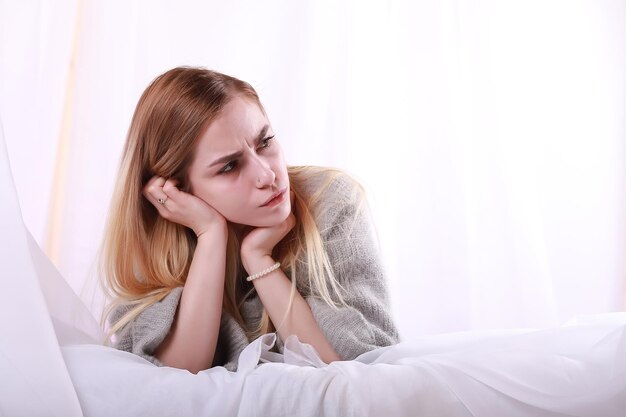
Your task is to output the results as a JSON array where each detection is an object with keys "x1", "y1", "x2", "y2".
[
  {"x1": 162, "y1": 179, "x2": 181, "y2": 200},
  {"x1": 143, "y1": 176, "x2": 170, "y2": 209},
  {"x1": 146, "y1": 175, "x2": 166, "y2": 190}
]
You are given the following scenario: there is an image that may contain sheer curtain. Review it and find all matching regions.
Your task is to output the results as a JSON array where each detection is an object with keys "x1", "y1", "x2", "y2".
[{"x1": 1, "y1": 0, "x2": 624, "y2": 341}]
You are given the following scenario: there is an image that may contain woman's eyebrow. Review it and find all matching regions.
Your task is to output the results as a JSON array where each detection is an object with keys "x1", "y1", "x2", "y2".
[{"x1": 207, "y1": 124, "x2": 269, "y2": 168}]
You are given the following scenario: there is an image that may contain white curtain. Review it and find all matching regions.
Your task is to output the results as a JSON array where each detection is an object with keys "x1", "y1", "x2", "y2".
[{"x1": 1, "y1": 0, "x2": 624, "y2": 341}]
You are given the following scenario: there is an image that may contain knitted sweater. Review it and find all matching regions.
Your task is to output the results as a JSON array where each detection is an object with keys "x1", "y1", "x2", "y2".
[{"x1": 111, "y1": 170, "x2": 400, "y2": 372}]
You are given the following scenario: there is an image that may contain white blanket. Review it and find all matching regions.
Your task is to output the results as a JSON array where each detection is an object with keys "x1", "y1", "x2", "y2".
[
  {"x1": 61, "y1": 316, "x2": 626, "y2": 417},
  {"x1": 1, "y1": 124, "x2": 624, "y2": 417}
]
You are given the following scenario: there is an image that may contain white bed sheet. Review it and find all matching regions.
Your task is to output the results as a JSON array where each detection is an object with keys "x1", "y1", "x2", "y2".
[{"x1": 61, "y1": 315, "x2": 626, "y2": 417}]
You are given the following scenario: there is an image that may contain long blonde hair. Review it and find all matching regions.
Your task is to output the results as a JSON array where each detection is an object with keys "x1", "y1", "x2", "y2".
[{"x1": 100, "y1": 67, "x2": 364, "y2": 344}]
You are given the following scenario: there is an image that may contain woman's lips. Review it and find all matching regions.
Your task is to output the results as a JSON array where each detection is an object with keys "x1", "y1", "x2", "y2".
[{"x1": 261, "y1": 188, "x2": 287, "y2": 207}]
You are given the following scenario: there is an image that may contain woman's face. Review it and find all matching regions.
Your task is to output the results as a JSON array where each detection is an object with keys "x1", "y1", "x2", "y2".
[{"x1": 187, "y1": 95, "x2": 291, "y2": 227}]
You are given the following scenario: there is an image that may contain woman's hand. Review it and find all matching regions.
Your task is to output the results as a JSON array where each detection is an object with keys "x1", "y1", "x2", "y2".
[
  {"x1": 143, "y1": 175, "x2": 226, "y2": 237},
  {"x1": 240, "y1": 191, "x2": 296, "y2": 264}
]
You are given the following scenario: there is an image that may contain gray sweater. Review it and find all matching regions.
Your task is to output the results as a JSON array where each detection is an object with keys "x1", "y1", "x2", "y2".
[{"x1": 111, "y1": 171, "x2": 400, "y2": 372}]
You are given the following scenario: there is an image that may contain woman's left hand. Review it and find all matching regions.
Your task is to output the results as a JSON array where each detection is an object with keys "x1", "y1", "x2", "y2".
[{"x1": 240, "y1": 191, "x2": 296, "y2": 262}]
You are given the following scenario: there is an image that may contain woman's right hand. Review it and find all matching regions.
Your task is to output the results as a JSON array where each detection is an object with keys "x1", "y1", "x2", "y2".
[{"x1": 143, "y1": 175, "x2": 226, "y2": 238}]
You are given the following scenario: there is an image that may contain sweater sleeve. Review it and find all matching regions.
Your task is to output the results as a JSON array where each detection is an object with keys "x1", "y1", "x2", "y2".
[
  {"x1": 304, "y1": 174, "x2": 401, "y2": 361},
  {"x1": 110, "y1": 286, "x2": 183, "y2": 366}
]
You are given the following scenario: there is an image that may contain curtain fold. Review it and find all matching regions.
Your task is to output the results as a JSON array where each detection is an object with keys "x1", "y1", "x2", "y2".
[{"x1": 0, "y1": 118, "x2": 85, "y2": 417}]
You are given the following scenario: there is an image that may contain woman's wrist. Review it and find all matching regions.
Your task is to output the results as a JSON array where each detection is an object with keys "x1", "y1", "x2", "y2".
[
  {"x1": 241, "y1": 254, "x2": 277, "y2": 281},
  {"x1": 195, "y1": 221, "x2": 228, "y2": 243}
]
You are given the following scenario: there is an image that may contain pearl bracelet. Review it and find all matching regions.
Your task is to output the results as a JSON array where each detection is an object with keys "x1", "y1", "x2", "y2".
[{"x1": 246, "y1": 262, "x2": 281, "y2": 282}]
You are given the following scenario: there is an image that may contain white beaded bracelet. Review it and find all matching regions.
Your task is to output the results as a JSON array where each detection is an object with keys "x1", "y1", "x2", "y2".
[{"x1": 246, "y1": 262, "x2": 281, "y2": 282}]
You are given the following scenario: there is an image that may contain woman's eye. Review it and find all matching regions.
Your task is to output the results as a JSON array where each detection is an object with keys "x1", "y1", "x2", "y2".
[
  {"x1": 219, "y1": 160, "x2": 237, "y2": 174},
  {"x1": 218, "y1": 136, "x2": 274, "y2": 174},
  {"x1": 259, "y1": 135, "x2": 275, "y2": 149}
]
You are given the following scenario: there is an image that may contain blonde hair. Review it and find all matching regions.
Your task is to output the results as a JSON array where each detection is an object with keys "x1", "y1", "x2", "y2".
[{"x1": 99, "y1": 67, "x2": 365, "y2": 345}]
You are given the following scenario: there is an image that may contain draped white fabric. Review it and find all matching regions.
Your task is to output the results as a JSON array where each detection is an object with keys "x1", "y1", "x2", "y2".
[
  {"x1": 0, "y1": 120, "x2": 93, "y2": 416},
  {"x1": 0, "y1": 0, "x2": 624, "y2": 348},
  {"x1": 62, "y1": 321, "x2": 626, "y2": 417}
]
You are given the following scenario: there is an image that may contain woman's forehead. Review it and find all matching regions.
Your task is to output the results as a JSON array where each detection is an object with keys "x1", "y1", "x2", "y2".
[
  {"x1": 211, "y1": 97, "x2": 266, "y2": 140},
  {"x1": 195, "y1": 97, "x2": 270, "y2": 158}
]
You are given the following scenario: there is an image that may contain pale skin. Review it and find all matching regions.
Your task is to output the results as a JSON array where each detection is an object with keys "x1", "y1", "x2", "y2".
[{"x1": 142, "y1": 96, "x2": 340, "y2": 373}]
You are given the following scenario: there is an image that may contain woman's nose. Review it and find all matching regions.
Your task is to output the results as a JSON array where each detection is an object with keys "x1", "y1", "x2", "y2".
[{"x1": 252, "y1": 158, "x2": 275, "y2": 188}]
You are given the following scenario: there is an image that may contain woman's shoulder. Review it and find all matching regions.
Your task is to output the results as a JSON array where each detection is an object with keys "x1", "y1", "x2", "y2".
[
  {"x1": 289, "y1": 166, "x2": 368, "y2": 235},
  {"x1": 289, "y1": 165, "x2": 365, "y2": 207}
]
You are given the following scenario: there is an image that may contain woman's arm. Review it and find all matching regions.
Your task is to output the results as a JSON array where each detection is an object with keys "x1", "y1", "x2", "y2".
[
  {"x1": 242, "y1": 255, "x2": 342, "y2": 364},
  {"x1": 240, "y1": 190, "x2": 341, "y2": 364},
  {"x1": 154, "y1": 222, "x2": 228, "y2": 373}
]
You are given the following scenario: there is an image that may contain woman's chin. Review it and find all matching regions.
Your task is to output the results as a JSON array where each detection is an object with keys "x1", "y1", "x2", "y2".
[{"x1": 229, "y1": 210, "x2": 291, "y2": 229}]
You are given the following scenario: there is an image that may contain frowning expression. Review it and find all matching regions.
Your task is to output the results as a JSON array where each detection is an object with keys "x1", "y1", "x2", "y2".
[{"x1": 187, "y1": 95, "x2": 290, "y2": 227}]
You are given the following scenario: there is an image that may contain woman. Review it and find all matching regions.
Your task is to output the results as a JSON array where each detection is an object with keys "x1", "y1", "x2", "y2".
[{"x1": 101, "y1": 66, "x2": 399, "y2": 373}]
